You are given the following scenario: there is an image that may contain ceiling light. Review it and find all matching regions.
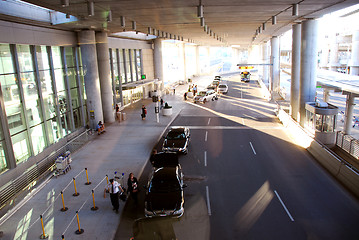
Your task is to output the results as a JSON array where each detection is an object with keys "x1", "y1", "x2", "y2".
[
  {"x1": 292, "y1": 4, "x2": 299, "y2": 16},
  {"x1": 107, "y1": 10, "x2": 112, "y2": 22},
  {"x1": 204, "y1": 25, "x2": 207, "y2": 32},
  {"x1": 272, "y1": 16, "x2": 277, "y2": 25},
  {"x1": 200, "y1": 17, "x2": 205, "y2": 27},
  {"x1": 258, "y1": 26, "x2": 261, "y2": 33},
  {"x1": 132, "y1": 21, "x2": 136, "y2": 30},
  {"x1": 262, "y1": 22, "x2": 266, "y2": 31},
  {"x1": 121, "y1": 16, "x2": 125, "y2": 28},
  {"x1": 197, "y1": 5, "x2": 203, "y2": 18},
  {"x1": 87, "y1": 1, "x2": 94, "y2": 16},
  {"x1": 61, "y1": 0, "x2": 69, "y2": 7}
]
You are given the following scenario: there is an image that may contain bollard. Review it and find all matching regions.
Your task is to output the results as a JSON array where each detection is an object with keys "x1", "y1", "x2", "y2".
[
  {"x1": 106, "y1": 175, "x2": 109, "y2": 184},
  {"x1": 60, "y1": 191, "x2": 68, "y2": 212},
  {"x1": 39, "y1": 215, "x2": 49, "y2": 239},
  {"x1": 73, "y1": 178, "x2": 79, "y2": 196},
  {"x1": 75, "y1": 211, "x2": 84, "y2": 234},
  {"x1": 91, "y1": 190, "x2": 99, "y2": 211},
  {"x1": 85, "y1": 168, "x2": 91, "y2": 185},
  {"x1": 62, "y1": 234, "x2": 65, "y2": 240}
]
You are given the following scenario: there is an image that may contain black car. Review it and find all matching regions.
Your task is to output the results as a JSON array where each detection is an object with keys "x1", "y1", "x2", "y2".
[
  {"x1": 144, "y1": 166, "x2": 186, "y2": 218},
  {"x1": 162, "y1": 127, "x2": 190, "y2": 154}
]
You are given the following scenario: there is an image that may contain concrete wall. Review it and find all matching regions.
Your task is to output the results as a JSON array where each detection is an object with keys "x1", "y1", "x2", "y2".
[{"x1": 142, "y1": 49, "x2": 155, "y2": 80}]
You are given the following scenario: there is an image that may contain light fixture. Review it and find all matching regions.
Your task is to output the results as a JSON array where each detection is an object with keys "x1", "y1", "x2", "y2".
[
  {"x1": 197, "y1": 5, "x2": 203, "y2": 18},
  {"x1": 120, "y1": 16, "x2": 125, "y2": 27},
  {"x1": 207, "y1": 27, "x2": 210, "y2": 34},
  {"x1": 200, "y1": 17, "x2": 205, "y2": 27},
  {"x1": 61, "y1": 0, "x2": 69, "y2": 7},
  {"x1": 162, "y1": 31, "x2": 165, "y2": 38},
  {"x1": 148, "y1": 27, "x2": 151, "y2": 35},
  {"x1": 258, "y1": 26, "x2": 261, "y2": 33},
  {"x1": 166, "y1": 32, "x2": 168, "y2": 38},
  {"x1": 292, "y1": 4, "x2": 298, "y2": 16},
  {"x1": 132, "y1": 21, "x2": 136, "y2": 30},
  {"x1": 87, "y1": 1, "x2": 94, "y2": 16},
  {"x1": 272, "y1": 15, "x2": 277, "y2": 25},
  {"x1": 262, "y1": 22, "x2": 266, "y2": 31},
  {"x1": 210, "y1": 30, "x2": 212, "y2": 36},
  {"x1": 204, "y1": 25, "x2": 207, "y2": 32},
  {"x1": 107, "y1": 10, "x2": 112, "y2": 22}
]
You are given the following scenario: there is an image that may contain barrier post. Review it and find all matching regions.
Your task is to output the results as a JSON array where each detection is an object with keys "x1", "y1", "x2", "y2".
[
  {"x1": 39, "y1": 215, "x2": 49, "y2": 239},
  {"x1": 106, "y1": 175, "x2": 109, "y2": 184},
  {"x1": 62, "y1": 234, "x2": 65, "y2": 240},
  {"x1": 75, "y1": 211, "x2": 84, "y2": 234},
  {"x1": 91, "y1": 190, "x2": 99, "y2": 211},
  {"x1": 73, "y1": 178, "x2": 80, "y2": 196},
  {"x1": 85, "y1": 168, "x2": 91, "y2": 185},
  {"x1": 60, "y1": 191, "x2": 68, "y2": 211}
]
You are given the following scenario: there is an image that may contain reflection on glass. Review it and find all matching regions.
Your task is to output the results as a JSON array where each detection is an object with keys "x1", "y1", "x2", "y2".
[
  {"x1": 136, "y1": 49, "x2": 142, "y2": 81},
  {"x1": 125, "y1": 49, "x2": 131, "y2": 82},
  {"x1": 0, "y1": 141, "x2": 7, "y2": 173},
  {"x1": 315, "y1": 114, "x2": 323, "y2": 131},
  {"x1": 119, "y1": 49, "x2": 126, "y2": 84},
  {"x1": 58, "y1": 91, "x2": 68, "y2": 114},
  {"x1": 65, "y1": 47, "x2": 75, "y2": 68},
  {"x1": 67, "y1": 68, "x2": 77, "y2": 89},
  {"x1": 17, "y1": 45, "x2": 33, "y2": 72},
  {"x1": 36, "y1": 46, "x2": 50, "y2": 70},
  {"x1": 73, "y1": 108, "x2": 81, "y2": 129},
  {"x1": 55, "y1": 69, "x2": 65, "y2": 92},
  {"x1": 52, "y1": 46, "x2": 62, "y2": 69},
  {"x1": 71, "y1": 88, "x2": 79, "y2": 108},
  {"x1": 131, "y1": 50, "x2": 137, "y2": 81},
  {"x1": 12, "y1": 131, "x2": 30, "y2": 163},
  {"x1": 30, "y1": 124, "x2": 45, "y2": 155},
  {"x1": 47, "y1": 117, "x2": 61, "y2": 144},
  {"x1": 0, "y1": 44, "x2": 14, "y2": 74}
]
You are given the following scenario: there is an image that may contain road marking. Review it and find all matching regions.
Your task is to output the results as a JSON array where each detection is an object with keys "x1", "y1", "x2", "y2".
[
  {"x1": 249, "y1": 142, "x2": 256, "y2": 155},
  {"x1": 274, "y1": 190, "x2": 295, "y2": 222},
  {"x1": 207, "y1": 118, "x2": 211, "y2": 125},
  {"x1": 206, "y1": 186, "x2": 212, "y2": 216},
  {"x1": 205, "y1": 131, "x2": 208, "y2": 141},
  {"x1": 171, "y1": 126, "x2": 284, "y2": 130},
  {"x1": 204, "y1": 151, "x2": 207, "y2": 167}
]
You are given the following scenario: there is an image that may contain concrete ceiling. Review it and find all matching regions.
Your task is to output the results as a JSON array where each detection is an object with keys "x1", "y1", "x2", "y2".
[{"x1": 2, "y1": 0, "x2": 359, "y2": 48}]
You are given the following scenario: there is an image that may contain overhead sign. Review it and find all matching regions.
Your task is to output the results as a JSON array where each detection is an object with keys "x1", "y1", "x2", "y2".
[{"x1": 239, "y1": 66, "x2": 254, "y2": 70}]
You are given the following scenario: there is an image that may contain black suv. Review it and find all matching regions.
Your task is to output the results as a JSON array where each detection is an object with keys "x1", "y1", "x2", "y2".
[{"x1": 162, "y1": 127, "x2": 190, "y2": 154}]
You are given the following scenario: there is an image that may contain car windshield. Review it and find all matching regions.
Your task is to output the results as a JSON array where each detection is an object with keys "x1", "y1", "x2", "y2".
[
  {"x1": 197, "y1": 91, "x2": 206, "y2": 97},
  {"x1": 218, "y1": 84, "x2": 226, "y2": 88},
  {"x1": 166, "y1": 130, "x2": 185, "y2": 140}
]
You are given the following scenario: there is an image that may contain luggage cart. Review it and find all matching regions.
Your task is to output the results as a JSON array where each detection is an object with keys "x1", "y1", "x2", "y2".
[{"x1": 54, "y1": 152, "x2": 72, "y2": 177}]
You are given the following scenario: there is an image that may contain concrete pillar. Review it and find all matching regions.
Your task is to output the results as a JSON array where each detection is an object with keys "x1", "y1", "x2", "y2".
[
  {"x1": 182, "y1": 43, "x2": 187, "y2": 81},
  {"x1": 323, "y1": 89, "x2": 330, "y2": 102},
  {"x1": 329, "y1": 34, "x2": 339, "y2": 72},
  {"x1": 262, "y1": 42, "x2": 269, "y2": 85},
  {"x1": 344, "y1": 93, "x2": 355, "y2": 134},
  {"x1": 196, "y1": 46, "x2": 200, "y2": 76},
  {"x1": 78, "y1": 30, "x2": 103, "y2": 129},
  {"x1": 96, "y1": 31, "x2": 115, "y2": 123},
  {"x1": 299, "y1": 19, "x2": 319, "y2": 127},
  {"x1": 154, "y1": 38, "x2": 164, "y2": 90},
  {"x1": 270, "y1": 36, "x2": 280, "y2": 93},
  {"x1": 350, "y1": 30, "x2": 359, "y2": 75},
  {"x1": 291, "y1": 23, "x2": 301, "y2": 121}
]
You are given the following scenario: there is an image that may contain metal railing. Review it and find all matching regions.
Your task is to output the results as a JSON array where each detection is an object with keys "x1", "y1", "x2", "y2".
[
  {"x1": 0, "y1": 129, "x2": 93, "y2": 209},
  {"x1": 336, "y1": 131, "x2": 359, "y2": 160}
]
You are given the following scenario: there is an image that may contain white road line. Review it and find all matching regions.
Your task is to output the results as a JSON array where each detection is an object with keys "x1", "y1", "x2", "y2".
[
  {"x1": 204, "y1": 151, "x2": 207, "y2": 167},
  {"x1": 274, "y1": 190, "x2": 295, "y2": 222},
  {"x1": 207, "y1": 118, "x2": 211, "y2": 125},
  {"x1": 249, "y1": 142, "x2": 257, "y2": 155},
  {"x1": 206, "y1": 186, "x2": 212, "y2": 216},
  {"x1": 171, "y1": 126, "x2": 284, "y2": 130},
  {"x1": 205, "y1": 131, "x2": 208, "y2": 141}
]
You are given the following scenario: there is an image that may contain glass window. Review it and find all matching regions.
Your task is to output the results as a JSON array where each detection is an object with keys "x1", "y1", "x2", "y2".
[
  {"x1": 21, "y1": 72, "x2": 43, "y2": 127},
  {"x1": 65, "y1": 47, "x2": 75, "y2": 68},
  {"x1": 0, "y1": 44, "x2": 14, "y2": 74},
  {"x1": 323, "y1": 115, "x2": 334, "y2": 132},
  {"x1": 55, "y1": 69, "x2": 65, "y2": 92},
  {"x1": 125, "y1": 49, "x2": 131, "y2": 82},
  {"x1": 12, "y1": 131, "x2": 30, "y2": 163},
  {"x1": 52, "y1": 46, "x2": 62, "y2": 69},
  {"x1": 71, "y1": 88, "x2": 80, "y2": 108},
  {"x1": 0, "y1": 141, "x2": 7, "y2": 173},
  {"x1": 58, "y1": 91, "x2": 68, "y2": 115},
  {"x1": 17, "y1": 45, "x2": 33, "y2": 72},
  {"x1": 136, "y1": 49, "x2": 142, "y2": 81},
  {"x1": 36, "y1": 46, "x2": 50, "y2": 71},
  {"x1": 39, "y1": 70, "x2": 56, "y2": 120},
  {"x1": 73, "y1": 108, "x2": 82, "y2": 129},
  {"x1": 67, "y1": 68, "x2": 78, "y2": 89},
  {"x1": 315, "y1": 114, "x2": 323, "y2": 131},
  {"x1": 30, "y1": 124, "x2": 46, "y2": 155},
  {"x1": 119, "y1": 49, "x2": 126, "y2": 84},
  {"x1": 131, "y1": 50, "x2": 137, "y2": 81},
  {"x1": 46, "y1": 117, "x2": 61, "y2": 144}
]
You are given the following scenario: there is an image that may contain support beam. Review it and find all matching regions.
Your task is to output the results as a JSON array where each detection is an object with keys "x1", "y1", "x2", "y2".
[
  {"x1": 291, "y1": 23, "x2": 301, "y2": 121},
  {"x1": 344, "y1": 93, "x2": 355, "y2": 134}
]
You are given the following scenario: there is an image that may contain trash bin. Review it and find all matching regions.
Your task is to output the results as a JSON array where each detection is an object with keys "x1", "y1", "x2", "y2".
[{"x1": 122, "y1": 112, "x2": 126, "y2": 121}]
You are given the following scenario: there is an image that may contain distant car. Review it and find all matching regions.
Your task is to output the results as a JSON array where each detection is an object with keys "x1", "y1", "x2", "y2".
[
  {"x1": 218, "y1": 84, "x2": 228, "y2": 94},
  {"x1": 214, "y1": 76, "x2": 221, "y2": 81},
  {"x1": 194, "y1": 90, "x2": 218, "y2": 103},
  {"x1": 241, "y1": 71, "x2": 251, "y2": 82},
  {"x1": 144, "y1": 165, "x2": 186, "y2": 218},
  {"x1": 162, "y1": 127, "x2": 190, "y2": 154},
  {"x1": 178, "y1": 80, "x2": 185, "y2": 85},
  {"x1": 206, "y1": 85, "x2": 217, "y2": 91},
  {"x1": 212, "y1": 80, "x2": 220, "y2": 87}
]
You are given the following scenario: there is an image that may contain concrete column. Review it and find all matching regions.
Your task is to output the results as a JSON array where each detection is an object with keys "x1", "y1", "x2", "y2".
[
  {"x1": 323, "y1": 89, "x2": 331, "y2": 102},
  {"x1": 299, "y1": 19, "x2": 319, "y2": 127},
  {"x1": 329, "y1": 34, "x2": 339, "y2": 72},
  {"x1": 344, "y1": 93, "x2": 355, "y2": 134},
  {"x1": 270, "y1": 36, "x2": 280, "y2": 93},
  {"x1": 196, "y1": 46, "x2": 200, "y2": 76},
  {"x1": 350, "y1": 30, "x2": 359, "y2": 75},
  {"x1": 291, "y1": 23, "x2": 301, "y2": 121},
  {"x1": 96, "y1": 31, "x2": 115, "y2": 123},
  {"x1": 78, "y1": 30, "x2": 103, "y2": 129},
  {"x1": 182, "y1": 43, "x2": 187, "y2": 81},
  {"x1": 154, "y1": 38, "x2": 164, "y2": 90},
  {"x1": 262, "y1": 41, "x2": 269, "y2": 85}
]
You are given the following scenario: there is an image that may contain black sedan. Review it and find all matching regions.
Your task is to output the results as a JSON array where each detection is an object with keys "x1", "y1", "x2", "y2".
[
  {"x1": 162, "y1": 127, "x2": 190, "y2": 154},
  {"x1": 144, "y1": 166, "x2": 186, "y2": 218}
]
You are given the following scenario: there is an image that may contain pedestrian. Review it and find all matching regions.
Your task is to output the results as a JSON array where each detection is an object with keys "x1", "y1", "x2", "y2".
[
  {"x1": 141, "y1": 105, "x2": 147, "y2": 120},
  {"x1": 194, "y1": 85, "x2": 198, "y2": 95},
  {"x1": 96, "y1": 121, "x2": 105, "y2": 134},
  {"x1": 173, "y1": 86, "x2": 176, "y2": 95},
  {"x1": 127, "y1": 173, "x2": 139, "y2": 204},
  {"x1": 104, "y1": 178, "x2": 124, "y2": 213},
  {"x1": 160, "y1": 98, "x2": 164, "y2": 109},
  {"x1": 184, "y1": 92, "x2": 187, "y2": 100},
  {"x1": 115, "y1": 104, "x2": 120, "y2": 113}
]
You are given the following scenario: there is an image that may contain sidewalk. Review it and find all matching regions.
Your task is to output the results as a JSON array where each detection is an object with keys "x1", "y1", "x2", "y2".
[{"x1": 0, "y1": 83, "x2": 192, "y2": 240}]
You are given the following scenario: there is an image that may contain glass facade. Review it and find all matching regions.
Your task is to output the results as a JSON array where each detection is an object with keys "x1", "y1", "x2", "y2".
[{"x1": 0, "y1": 43, "x2": 87, "y2": 173}]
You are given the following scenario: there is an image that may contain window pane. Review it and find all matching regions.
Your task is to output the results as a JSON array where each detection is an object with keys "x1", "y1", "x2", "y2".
[
  {"x1": 0, "y1": 75, "x2": 26, "y2": 135},
  {"x1": 58, "y1": 91, "x2": 68, "y2": 114},
  {"x1": 0, "y1": 44, "x2": 14, "y2": 74},
  {"x1": 22, "y1": 72, "x2": 43, "y2": 126},
  {"x1": 65, "y1": 47, "x2": 75, "y2": 68},
  {"x1": 60, "y1": 112, "x2": 72, "y2": 135},
  {"x1": 73, "y1": 108, "x2": 81, "y2": 129},
  {"x1": 52, "y1": 46, "x2": 62, "y2": 69},
  {"x1": 0, "y1": 141, "x2": 7, "y2": 173},
  {"x1": 30, "y1": 124, "x2": 46, "y2": 155},
  {"x1": 36, "y1": 46, "x2": 50, "y2": 70},
  {"x1": 71, "y1": 88, "x2": 79, "y2": 108},
  {"x1": 47, "y1": 118, "x2": 61, "y2": 144},
  {"x1": 131, "y1": 50, "x2": 137, "y2": 81},
  {"x1": 136, "y1": 49, "x2": 142, "y2": 80},
  {"x1": 12, "y1": 131, "x2": 30, "y2": 163},
  {"x1": 119, "y1": 50, "x2": 125, "y2": 84},
  {"x1": 125, "y1": 49, "x2": 131, "y2": 82},
  {"x1": 55, "y1": 69, "x2": 65, "y2": 92},
  {"x1": 67, "y1": 68, "x2": 77, "y2": 89},
  {"x1": 17, "y1": 45, "x2": 33, "y2": 72}
]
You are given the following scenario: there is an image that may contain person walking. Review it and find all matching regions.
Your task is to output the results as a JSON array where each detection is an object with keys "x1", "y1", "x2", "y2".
[
  {"x1": 141, "y1": 105, "x2": 147, "y2": 120},
  {"x1": 160, "y1": 98, "x2": 164, "y2": 109},
  {"x1": 127, "y1": 173, "x2": 139, "y2": 204},
  {"x1": 104, "y1": 178, "x2": 124, "y2": 213},
  {"x1": 184, "y1": 92, "x2": 187, "y2": 100}
]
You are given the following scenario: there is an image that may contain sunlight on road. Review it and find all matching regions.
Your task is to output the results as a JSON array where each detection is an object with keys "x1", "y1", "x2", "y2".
[
  {"x1": 14, "y1": 208, "x2": 33, "y2": 240},
  {"x1": 234, "y1": 181, "x2": 273, "y2": 233}
]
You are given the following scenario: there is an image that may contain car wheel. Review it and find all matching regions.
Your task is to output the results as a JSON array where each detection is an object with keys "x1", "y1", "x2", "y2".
[
  {"x1": 203, "y1": 98, "x2": 206, "y2": 103},
  {"x1": 212, "y1": 97, "x2": 215, "y2": 101}
]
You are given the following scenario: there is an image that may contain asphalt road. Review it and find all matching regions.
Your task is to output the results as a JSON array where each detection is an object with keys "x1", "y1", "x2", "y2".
[{"x1": 115, "y1": 74, "x2": 359, "y2": 240}]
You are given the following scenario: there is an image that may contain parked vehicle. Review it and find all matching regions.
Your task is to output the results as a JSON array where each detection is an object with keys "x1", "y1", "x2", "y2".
[
  {"x1": 162, "y1": 127, "x2": 190, "y2": 154},
  {"x1": 241, "y1": 71, "x2": 251, "y2": 82},
  {"x1": 212, "y1": 79, "x2": 220, "y2": 87},
  {"x1": 144, "y1": 165, "x2": 186, "y2": 218},
  {"x1": 214, "y1": 75, "x2": 221, "y2": 81},
  {"x1": 194, "y1": 90, "x2": 218, "y2": 103},
  {"x1": 218, "y1": 84, "x2": 228, "y2": 94}
]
